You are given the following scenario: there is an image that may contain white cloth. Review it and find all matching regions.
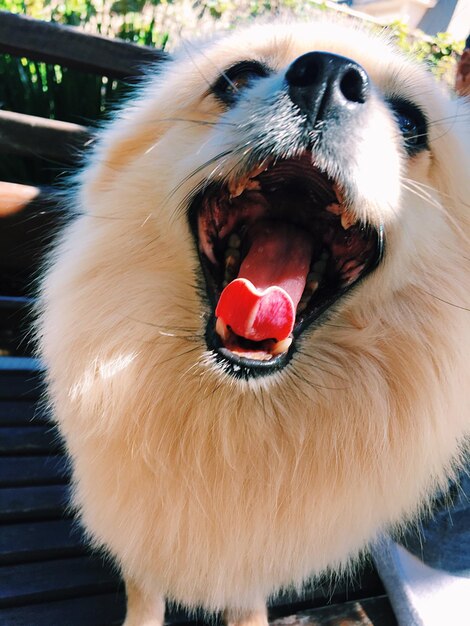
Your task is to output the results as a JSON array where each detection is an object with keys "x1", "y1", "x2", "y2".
[{"x1": 372, "y1": 538, "x2": 470, "y2": 626}]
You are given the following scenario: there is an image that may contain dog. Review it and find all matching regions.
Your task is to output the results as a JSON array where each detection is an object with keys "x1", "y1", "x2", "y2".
[{"x1": 38, "y1": 16, "x2": 470, "y2": 626}]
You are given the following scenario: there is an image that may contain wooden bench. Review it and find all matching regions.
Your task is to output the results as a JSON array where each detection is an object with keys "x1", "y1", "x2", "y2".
[{"x1": 0, "y1": 11, "x2": 397, "y2": 625}]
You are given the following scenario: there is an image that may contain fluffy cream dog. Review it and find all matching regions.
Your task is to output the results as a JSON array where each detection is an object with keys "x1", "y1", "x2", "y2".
[{"x1": 38, "y1": 17, "x2": 470, "y2": 626}]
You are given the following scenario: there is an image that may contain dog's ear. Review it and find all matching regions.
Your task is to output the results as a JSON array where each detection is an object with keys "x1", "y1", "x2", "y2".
[
  {"x1": 429, "y1": 94, "x2": 470, "y2": 236},
  {"x1": 84, "y1": 57, "x2": 174, "y2": 195}
]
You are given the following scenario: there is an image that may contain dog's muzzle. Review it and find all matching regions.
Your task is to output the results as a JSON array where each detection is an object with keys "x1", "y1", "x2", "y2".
[{"x1": 188, "y1": 52, "x2": 384, "y2": 379}]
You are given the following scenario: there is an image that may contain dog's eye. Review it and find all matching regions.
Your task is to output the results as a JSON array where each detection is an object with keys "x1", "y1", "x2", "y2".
[
  {"x1": 212, "y1": 60, "x2": 270, "y2": 105},
  {"x1": 388, "y1": 98, "x2": 428, "y2": 155}
]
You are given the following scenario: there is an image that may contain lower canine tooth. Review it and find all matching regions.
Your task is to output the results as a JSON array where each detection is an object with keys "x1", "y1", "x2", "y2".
[
  {"x1": 304, "y1": 274, "x2": 320, "y2": 293},
  {"x1": 312, "y1": 258, "x2": 326, "y2": 274},
  {"x1": 245, "y1": 179, "x2": 261, "y2": 191},
  {"x1": 249, "y1": 162, "x2": 268, "y2": 178},
  {"x1": 216, "y1": 317, "x2": 230, "y2": 341},
  {"x1": 228, "y1": 233, "x2": 241, "y2": 249},
  {"x1": 272, "y1": 337, "x2": 293, "y2": 355},
  {"x1": 326, "y1": 203, "x2": 342, "y2": 215},
  {"x1": 224, "y1": 249, "x2": 240, "y2": 281},
  {"x1": 333, "y1": 183, "x2": 345, "y2": 204},
  {"x1": 341, "y1": 210, "x2": 355, "y2": 230},
  {"x1": 225, "y1": 247, "x2": 240, "y2": 261},
  {"x1": 229, "y1": 179, "x2": 247, "y2": 198}
]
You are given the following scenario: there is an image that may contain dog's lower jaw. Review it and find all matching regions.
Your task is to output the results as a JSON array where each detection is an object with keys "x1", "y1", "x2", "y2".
[{"x1": 123, "y1": 580, "x2": 268, "y2": 626}]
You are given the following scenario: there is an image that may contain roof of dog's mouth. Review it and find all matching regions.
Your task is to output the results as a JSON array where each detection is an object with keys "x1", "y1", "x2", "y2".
[{"x1": 188, "y1": 153, "x2": 384, "y2": 378}]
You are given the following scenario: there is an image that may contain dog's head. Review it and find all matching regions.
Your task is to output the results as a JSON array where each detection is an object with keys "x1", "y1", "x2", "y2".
[{"x1": 76, "y1": 19, "x2": 468, "y2": 390}]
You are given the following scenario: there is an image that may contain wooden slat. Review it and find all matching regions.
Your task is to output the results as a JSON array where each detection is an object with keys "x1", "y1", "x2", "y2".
[
  {"x1": 356, "y1": 596, "x2": 397, "y2": 626},
  {"x1": 0, "y1": 296, "x2": 33, "y2": 310},
  {"x1": 0, "y1": 556, "x2": 120, "y2": 608},
  {"x1": 270, "y1": 596, "x2": 397, "y2": 626},
  {"x1": 269, "y1": 566, "x2": 385, "y2": 615},
  {"x1": 0, "y1": 186, "x2": 66, "y2": 303},
  {"x1": 0, "y1": 592, "x2": 126, "y2": 626},
  {"x1": 0, "y1": 182, "x2": 60, "y2": 226},
  {"x1": 0, "y1": 593, "x2": 395, "y2": 626},
  {"x1": 0, "y1": 371, "x2": 43, "y2": 400},
  {"x1": 0, "y1": 596, "x2": 396, "y2": 626},
  {"x1": 0, "y1": 358, "x2": 43, "y2": 400},
  {"x1": 0, "y1": 182, "x2": 40, "y2": 217},
  {"x1": 0, "y1": 455, "x2": 69, "y2": 487},
  {"x1": 0, "y1": 425, "x2": 60, "y2": 455},
  {"x1": 0, "y1": 310, "x2": 31, "y2": 357},
  {"x1": 0, "y1": 484, "x2": 69, "y2": 522},
  {"x1": 0, "y1": 110, "x2": 92, "y2": 162},
  {"x1": 0, "y1": 400, "x2": 49, "y2": 426},
  {"x1": 0, "y1": 519, "x2": 85, "y2": 564},
  {"x1": 0, "y1": 11, "x2": 168, "y2": 79}
]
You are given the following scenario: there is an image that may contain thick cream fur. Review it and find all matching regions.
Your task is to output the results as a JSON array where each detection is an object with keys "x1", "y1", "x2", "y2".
[{"x1": 39, "y1": 18, "x2": 470, "y2": 616}]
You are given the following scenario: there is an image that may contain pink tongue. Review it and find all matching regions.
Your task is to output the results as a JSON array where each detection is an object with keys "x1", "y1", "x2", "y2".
[{"x1": 215, "y1": 222, "x2": 313, "y2": 341}]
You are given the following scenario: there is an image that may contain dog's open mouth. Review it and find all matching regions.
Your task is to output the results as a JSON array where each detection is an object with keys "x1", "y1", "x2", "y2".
[{"x1": 189, "y1": 153, "x2": 384, "y2": 376}]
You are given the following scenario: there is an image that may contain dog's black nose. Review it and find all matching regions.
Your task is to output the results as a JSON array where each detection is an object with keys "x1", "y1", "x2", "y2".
[{"x1": 285, "y1": 52, "x2": 369, "y2": 124}]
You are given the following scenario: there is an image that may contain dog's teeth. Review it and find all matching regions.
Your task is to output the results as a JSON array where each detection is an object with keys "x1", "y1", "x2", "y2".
[
  {"x1": 307, "y1": 268, "x2": 321, "y2": 285},
  {"x1": 326, "y1": 203, "x2": 342, "y2": 215},
  {"x1": 272, "y1": 337, "x2": 293, "y2": 355},
  {"x1": 249, "y1": 163, "x2": 268, "y2": 178},
  {"x1": 307, "y1": 279, "x2": 319, "y2": 294},
  {"x1": 225, "y1": 247, "x2": 240, "y2": 260},
  {"x1": 230, "y1": 178, "x2": 261, "y2": 199},
  {"x1": 342, "y1": 260, "x2": 360, "y2": 273},
  {"x1": 224, "y1": 247, "x2": 240, "y2": 283},
  {"x1": 297, "y1": 276, "x2": 319, "y2": 315},
  {"x1": 224, "y1": 269, "x2": 235, "y2": 283},
  {"x1": 228, "y1": 233, "x2": 241, "y2": 249},
  {"x1": 333, "y1": 183, "x2": 345, "y2": 204},
  {"x1": 341, "y1": 210, "x2": 355, "y2": 230},
  {"x1": 229, "y1": 163, "x2": 267, "y2": 198},
  {"x1": 225, "y1": 248, "x2": 240, "y2": 272},
  {"x1": 229, "y1": 179, "x2": 246, "y2": 198},
  {"x1": 216, "y1": 317, "x2": 230, "y2": 341},
  {"x1": 245, "y1": 179, "x2": 261, "y2": 191},
  {"x1": 312, "y1": 258, "x2": 327, "y2": 275}
]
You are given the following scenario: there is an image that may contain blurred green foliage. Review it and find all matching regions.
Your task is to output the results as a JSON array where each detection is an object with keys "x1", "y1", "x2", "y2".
[
  {"x1": 389, "y1": 20, "x2": 464, "y2": 82},
  {"x1": 0, "y1": 0, "x2": 170, "y2": 183}
]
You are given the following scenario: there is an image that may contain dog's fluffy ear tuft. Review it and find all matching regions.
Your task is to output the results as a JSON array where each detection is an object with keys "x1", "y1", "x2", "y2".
[
  {"x1": 428, "y1": 95, "x2": 470, "y2": 237},
  {"x1": 83, "y1": 59, "x2": 174, "y2": 196}
]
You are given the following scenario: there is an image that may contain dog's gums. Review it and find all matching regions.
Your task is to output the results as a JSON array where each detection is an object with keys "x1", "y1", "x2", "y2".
[{"x1": 191, "y1": 154, "x2": 383, "y2": 373}]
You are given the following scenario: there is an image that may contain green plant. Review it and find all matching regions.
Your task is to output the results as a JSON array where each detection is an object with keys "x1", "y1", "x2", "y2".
[{"x1": 388, "y1": 20, "x2": 464, "y2": 83}]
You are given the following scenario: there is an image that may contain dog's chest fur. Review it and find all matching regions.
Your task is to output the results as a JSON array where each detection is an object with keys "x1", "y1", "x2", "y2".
[{"x1": 60, "y1": 298, "x2": 466, "y2": 609}]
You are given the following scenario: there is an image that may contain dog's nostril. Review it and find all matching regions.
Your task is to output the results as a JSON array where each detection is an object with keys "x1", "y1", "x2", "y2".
[{"x1": 339, "y1": 67, "x2": 369, "y2": 104}]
